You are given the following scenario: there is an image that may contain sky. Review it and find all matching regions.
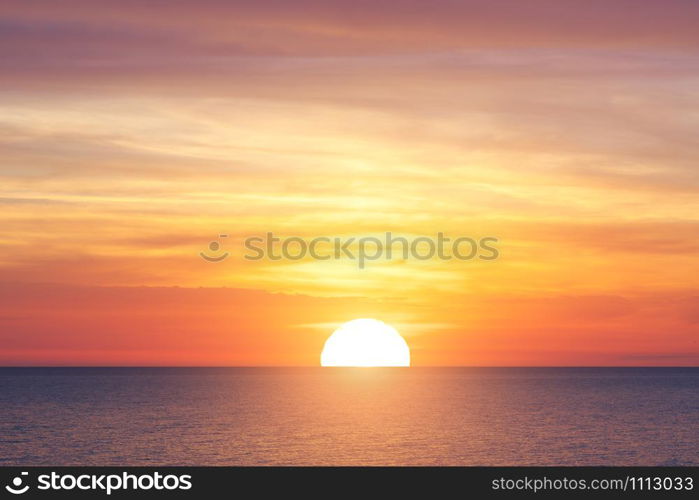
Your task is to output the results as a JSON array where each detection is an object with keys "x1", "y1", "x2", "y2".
[{"x1": 1, "y1": 0, "x2": 698, "y2": 365}]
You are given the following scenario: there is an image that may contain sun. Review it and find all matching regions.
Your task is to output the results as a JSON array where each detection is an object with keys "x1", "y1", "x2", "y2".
[{"x1": 320, "y1": 319, "x2": 410, "y2": 367}]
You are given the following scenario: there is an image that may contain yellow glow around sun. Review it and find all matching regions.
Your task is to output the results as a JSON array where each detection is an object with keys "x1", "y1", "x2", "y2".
[{"x1": 320, "y1": 319, "x2": 410, "y2": 367}]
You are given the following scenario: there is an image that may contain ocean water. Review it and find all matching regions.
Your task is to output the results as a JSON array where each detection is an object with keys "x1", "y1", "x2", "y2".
[{"x1": 0, "y1": 367, "x2": 697, "y2": 466}]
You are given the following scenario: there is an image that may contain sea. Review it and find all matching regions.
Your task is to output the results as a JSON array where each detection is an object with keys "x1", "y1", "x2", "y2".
[{"x1": 0, "y1": 367, "x2": 697, "y2": 465}]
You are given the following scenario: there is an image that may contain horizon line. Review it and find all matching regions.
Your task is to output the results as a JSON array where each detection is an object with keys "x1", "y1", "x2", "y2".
[{"x1": 1, "y1": 365, "x2": 697, "y2": 369}]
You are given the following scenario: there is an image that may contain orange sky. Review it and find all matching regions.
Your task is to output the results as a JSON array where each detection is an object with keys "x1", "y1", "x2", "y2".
[{"x1": 1, "y1": 0, "x2": 698, "y2": 365}]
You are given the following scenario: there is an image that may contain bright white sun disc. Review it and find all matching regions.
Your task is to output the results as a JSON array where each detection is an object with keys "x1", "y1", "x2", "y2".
[{"x1": 320, "y1": 318, "x2": 410, "y2": 367}]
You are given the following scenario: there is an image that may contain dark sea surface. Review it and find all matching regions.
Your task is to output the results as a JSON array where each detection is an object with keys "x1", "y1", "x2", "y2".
[{"x1": 0, "y1": 367, "x2": 697, "y2": 466}]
